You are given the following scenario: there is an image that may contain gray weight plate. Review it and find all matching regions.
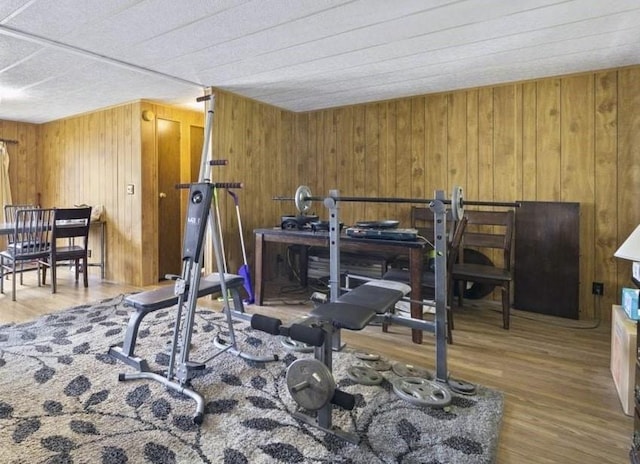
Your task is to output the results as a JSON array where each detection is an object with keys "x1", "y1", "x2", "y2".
[
  {"x1": 451, "y1": 185, "x2": 464, "y2": 222},
  {"x1": 286, "y1": 359, "x2": 336, "y2": 411},
  {"x1": 391, "y1": 377, "x2": 452, "y2": 408},
  {"x1": 448, "y1": 377, "x2": 477, "y2": 396},
  {"x1": 391, "y1": 362, "x2": 433, "y2": 380},
  {"x1": 346, "y1": 365, "x2": 384, "y2": 386},
  {"x1": 280, "y1": 337, "x2": 314, "y2": 353},
  {"x1": 295, "y1": 185, "x2": 313, "y2": 214},
  {"x1": 354, "y1": 351, "x2": 380, "y2": 361},
  {"x1": 364, "y1": 359, "x2": 391, "y2": 371}
]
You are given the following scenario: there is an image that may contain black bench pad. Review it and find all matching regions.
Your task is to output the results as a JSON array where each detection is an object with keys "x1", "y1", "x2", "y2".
[
  {"x1": 124, "y1": 273, "x2": 244, "y2": 312},
  {"x1": 309, "y1": 280, "x2": 410, "y2": 330},
  {"x1": 309, "y1": 303, "x2": 378, "y2": 330},
  {"x1": 337, "y1": 281, "x2": 407, "y2": 314}
]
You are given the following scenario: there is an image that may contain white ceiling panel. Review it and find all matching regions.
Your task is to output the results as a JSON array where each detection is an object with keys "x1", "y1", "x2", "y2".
[{"x1": 0, "y1": 0, "x2": 639, "y2": 123}]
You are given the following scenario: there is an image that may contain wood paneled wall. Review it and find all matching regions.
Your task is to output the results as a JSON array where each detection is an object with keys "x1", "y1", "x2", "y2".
[
  {"x1": 3, "y1": 66, "x2": 639, "y2": 319},
  {"x1": 38, "y1": 103, "x2": 144, "y2": 285},
  {"x1": 273, "y1": 68, "x2": 640, "y2": 320},
  {"x1": 35, "y1": 101, "x2": 203, "y2": 286}
]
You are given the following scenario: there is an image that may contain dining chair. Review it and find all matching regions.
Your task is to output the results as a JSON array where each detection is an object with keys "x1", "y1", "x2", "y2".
[
  {"x1": 451, "y1": 210, "x2": 515, "y2": 329},
  {"x1": 41, "y1": 207, "x2": 93, "y2": 293},
  {"x1": 383, "y1": 215, "x2": 468, "y2": 343},
  {"x1": 0, "y1": 208, "x2": 55, "y2": 301},
  {"x1": 3, "y1": 204, "x2": 39, "y2": 284}
]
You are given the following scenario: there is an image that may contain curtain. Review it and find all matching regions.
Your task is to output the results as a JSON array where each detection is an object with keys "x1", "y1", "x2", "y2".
[{"x1": 0, "y1": 141, "x2": 12, "y2": 211}]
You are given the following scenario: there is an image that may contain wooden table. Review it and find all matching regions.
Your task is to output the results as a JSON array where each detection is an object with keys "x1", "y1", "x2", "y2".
[
  {"x1": 0, "y1": 220, "x2": 106, "y2": 279},
  {"x1": 254, "y1": 228, "x2": 428, "y2": 344}
]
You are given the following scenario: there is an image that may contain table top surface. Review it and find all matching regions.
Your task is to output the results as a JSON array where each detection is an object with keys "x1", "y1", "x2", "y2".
[{"x1": 254, "y1": 227, "x2": 428, "y2": 249}]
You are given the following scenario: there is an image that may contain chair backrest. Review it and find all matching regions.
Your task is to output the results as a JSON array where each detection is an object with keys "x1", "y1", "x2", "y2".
[
  {"x1": 4, "y1": 204, "x2": 39, "y2": 244},
  {"x1": 52, "y1": 207, "x2": 92, "y2": 245},
  {"x1": 411, "y1": 207, "x2": 456, "y2": 244},
  {"x1": 11, "y1": 208, "x2": 55, "y2": 258},
  {"x1": 448, "y1": 215, "x2": 468, "y2": 273},
  {"x1": 460, "y1": 210, "x2": 514, "y2": 270}
]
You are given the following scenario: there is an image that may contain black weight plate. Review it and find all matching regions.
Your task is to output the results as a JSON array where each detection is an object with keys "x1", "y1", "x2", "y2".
[{"x1": 355, "y1": 220, "x2": 399, "y2": 229}]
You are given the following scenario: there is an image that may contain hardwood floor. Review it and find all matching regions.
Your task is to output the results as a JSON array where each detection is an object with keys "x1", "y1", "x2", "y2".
[{"x1": 0, "y1": 272, "x2": 632, "y2": 464}]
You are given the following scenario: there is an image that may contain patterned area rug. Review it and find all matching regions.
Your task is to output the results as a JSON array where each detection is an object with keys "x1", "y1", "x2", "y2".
[{"x1": 0, "y1": 295, "x2": 503, "y2": 463}]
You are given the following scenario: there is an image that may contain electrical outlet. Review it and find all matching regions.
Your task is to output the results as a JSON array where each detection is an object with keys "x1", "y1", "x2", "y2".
[
  {"x1": 592, "y1": 282, "x2": 604, "y2": 296},
  {"x1": 126, "y1": 184, "x2": 135, "y2": 195}
]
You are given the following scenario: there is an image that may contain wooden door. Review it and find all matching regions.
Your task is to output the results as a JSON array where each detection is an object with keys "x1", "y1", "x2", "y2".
[{"x1": 157, "y1": 118, "x2": 182, "y2": 280}]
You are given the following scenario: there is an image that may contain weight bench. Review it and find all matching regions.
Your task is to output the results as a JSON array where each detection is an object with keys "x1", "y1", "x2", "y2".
[
  {"x1": 108, "y1": 272, "x2": 247, "y2": 372},
  {"x1": 251, "y1": 279, "x2": 412, "y2": 443}
]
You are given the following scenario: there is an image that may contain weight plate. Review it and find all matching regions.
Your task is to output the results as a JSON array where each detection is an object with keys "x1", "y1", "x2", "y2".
[
  {"x1": 286, "y1": 359, "x2": 335, "y2": 411},
  {"x1": 448, "y1": 377, "x2": 477, "y2": 396},
  {"x1": 451, "y1": 185, "x2": 464, "y2": 222},
  {"x1": 354, "y1": 351, "x2": 380, "y2": 361},
  {"x1": 280, "y1": 337, "x2": 314, "y2": 353},
  {"x1": 391, "y1": 377, "x2": 452, "y2": 408},
  {"x1": 364, "y1": 359, "x2": 391, "y2": 371},
  {"x1": 295, "y1": 185, "x2": 313, "y2": 214},
  {"x1": 346, "y1": 365, "x2": 384, "y2": 386},
  {"x1": 391, "y1": 362, "x2": 433, "y2": 380}
]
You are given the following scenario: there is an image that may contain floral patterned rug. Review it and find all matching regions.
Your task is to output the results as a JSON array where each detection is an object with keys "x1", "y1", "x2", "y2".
[{"x1": 0, "y1": 295, "x2": 503, "y2": 463}]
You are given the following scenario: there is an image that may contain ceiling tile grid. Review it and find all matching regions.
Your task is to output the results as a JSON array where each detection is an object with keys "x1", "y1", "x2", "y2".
[{"x1": 1, "y1": 0, "x2": 639, "y2": 123}]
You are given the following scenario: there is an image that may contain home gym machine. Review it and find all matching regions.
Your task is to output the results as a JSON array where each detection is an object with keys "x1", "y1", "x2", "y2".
[
  {"x1": 251, "y1": 187, "x2": 481, "y2": 443},
  {"x1": 110, "y1": 92, "x2": 277, "y2": 424}
]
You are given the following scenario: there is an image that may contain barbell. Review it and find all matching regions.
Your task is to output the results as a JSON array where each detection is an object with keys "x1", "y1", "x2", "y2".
[{"x1": 275, "y1": 185, "x2": 520, "y2": 222}]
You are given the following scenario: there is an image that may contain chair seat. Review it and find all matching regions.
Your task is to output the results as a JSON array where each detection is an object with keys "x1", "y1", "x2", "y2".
[
  {"x1": 1, "y1": 248, "x2": 49, "y2": 259},
  {"x1": 452, "y1": 263, "x2": 512, "y2": 283},
  {"x1": 53, "y1": 245, "x2": 86, "y2": 258}
]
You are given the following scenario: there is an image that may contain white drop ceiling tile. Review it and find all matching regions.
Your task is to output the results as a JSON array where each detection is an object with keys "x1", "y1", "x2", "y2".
[
  {"x1": 2, "y1": 0, "x2": 640, "y2": 122},
  {"x1": 162, "y1": 0, "x2": 455, "y2": 74},
  {"x1": 3, "y1": 0, "x2": 142, "y2": 38},
  {"x1": 60, "y1": 0, "x2": 249, "y2": 55},
  {"x1": 0, "y1": 0, "x2": 33, "y2": 22},
  {"x1": 0, "y1": 35, "x2": 42, "y2": 69},
  {"x1": 218, "y1": 6, "x2": 640, "y2": 104},
  {"x1": 270, "y1": 41, "x2": 640, "y2": 112},
  {"x1": 202, "y1": 0, "x2": 640, "y2": 86},
  {"x1": 120, "y1": 0, "x2": 354, "y2": 66},
  {"x1": 191, "y1": 0, "x2": 562, "y2": 82},
  {"x1": 0, "y1": 48, "x2": 97, "y2": 90}
]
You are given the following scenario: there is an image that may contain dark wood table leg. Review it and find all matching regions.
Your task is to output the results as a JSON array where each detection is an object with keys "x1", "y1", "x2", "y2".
[
  {"x1": 254, "y1": 232, "x2": 265, "y2": 305},
  {"x1": 409, "y1": 247, "x2": 424, "y2": 344},
  {"x1": 299, "y1": 245, "x2": 308, "y2": 287}
]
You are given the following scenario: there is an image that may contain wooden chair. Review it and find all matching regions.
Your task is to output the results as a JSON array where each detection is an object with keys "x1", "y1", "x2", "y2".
[
  {"x1": 0, "y1": 208, "x2": 55, "y2": 301},
  {"x1": 3, "y1": 204, "x2": 39, "y2": 284},
  {"x1": 383, "y1": 214, "x2": 467, "y2": 343},
  {"x1": 41, "y1": 207, "x2": 92, "y2": 293},
  {"x1": 451, "y1": 210, "x2": 515, "y2": 329}
]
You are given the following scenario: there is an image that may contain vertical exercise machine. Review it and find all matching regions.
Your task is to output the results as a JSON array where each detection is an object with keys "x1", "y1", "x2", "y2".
[{"x1": 116, "y1": 91, "x2": 277, "y2": 424}]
